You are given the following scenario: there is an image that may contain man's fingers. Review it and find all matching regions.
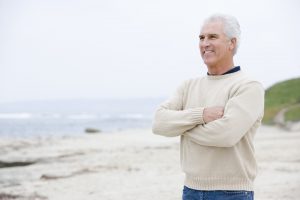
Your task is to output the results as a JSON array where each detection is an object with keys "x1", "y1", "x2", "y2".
[{"x1": 203, "y1": 106, "x2": 225, "y2": 123}]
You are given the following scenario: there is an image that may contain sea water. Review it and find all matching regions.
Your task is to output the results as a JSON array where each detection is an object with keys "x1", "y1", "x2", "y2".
[{"x1": 0, "y1": 98, "x2": 163, "y2": 137}]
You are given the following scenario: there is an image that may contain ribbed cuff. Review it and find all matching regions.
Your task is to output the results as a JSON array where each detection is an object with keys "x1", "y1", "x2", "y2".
[{"x1": 188, "y1": 107, "x2": 205, "y2": 125}]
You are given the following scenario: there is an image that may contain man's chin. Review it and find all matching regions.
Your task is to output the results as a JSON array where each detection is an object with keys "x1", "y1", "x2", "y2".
[{"x1": 203, "y1": 60, "x2": 215, "y2": 67}]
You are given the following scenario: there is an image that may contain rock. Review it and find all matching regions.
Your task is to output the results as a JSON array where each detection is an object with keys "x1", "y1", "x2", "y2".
[
  {"x1": 0, "y1": 161, "x2": 36, "y2": 168},
  {"x1": 85, "y1": 128, "x2": 101, "y2": 134},
  {"x1": 40, "y1": 168, "x2": 96, "y2": 180},
  {"x1": 40, "y1": 174, "x2": 70, "y2": 180},
  {"x1": 0, "y1": 193, "x2": 48, "y2": 200}
]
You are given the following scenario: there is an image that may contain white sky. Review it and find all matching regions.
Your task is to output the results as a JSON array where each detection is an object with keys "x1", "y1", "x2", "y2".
[{"x1": 1, "y1": 0, "x2": 299, "y2": 103}]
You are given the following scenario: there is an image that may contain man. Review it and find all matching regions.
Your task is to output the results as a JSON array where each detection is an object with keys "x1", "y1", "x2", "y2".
[{"x1": 152, "y1": 14, "x2": 264, "y2": 200}]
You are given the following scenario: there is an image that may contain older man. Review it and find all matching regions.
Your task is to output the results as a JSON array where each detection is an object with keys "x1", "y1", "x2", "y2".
[{"x1": 152, "y1": 14, "x2": 264, "y2": 200}]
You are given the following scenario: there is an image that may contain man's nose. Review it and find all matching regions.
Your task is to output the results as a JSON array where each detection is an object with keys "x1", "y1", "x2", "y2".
[{"x1": 200, "y1": 38, "x2": 210, "y2": 48}]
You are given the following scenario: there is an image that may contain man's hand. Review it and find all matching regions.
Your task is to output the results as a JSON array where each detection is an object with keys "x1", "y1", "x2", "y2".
[{"x1": 203, "y1": 106, "x2": 224, "y2": 123}]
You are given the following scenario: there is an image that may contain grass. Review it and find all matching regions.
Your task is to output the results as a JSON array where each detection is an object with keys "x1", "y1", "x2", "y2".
[
  {"x1": 263, "y1": 77, "x2": 300, "y2": 124},
  {"x1": 285, "y1": 105, "x2": 300, "y2": 122}
]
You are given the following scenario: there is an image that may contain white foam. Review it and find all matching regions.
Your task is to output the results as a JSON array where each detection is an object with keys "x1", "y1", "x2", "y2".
[
  {"x1": 0, "y1": 113, "x2": 32, "y2": 119},
  {"x1": 118, "y1": 113, "x2": 149, "y2": 120},
  {"x1": 67, "y1": 114, "x2": 98, "y2": 120}
]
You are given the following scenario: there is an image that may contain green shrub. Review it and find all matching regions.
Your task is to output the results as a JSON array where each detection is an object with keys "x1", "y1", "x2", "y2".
[{"x1": 263, "y1": 77, "x2": 300, "y2": 124}]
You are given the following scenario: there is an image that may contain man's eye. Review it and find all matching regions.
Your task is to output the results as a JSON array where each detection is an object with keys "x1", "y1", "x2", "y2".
[{"x1": 199, "y1": 36, "x2": 204, "y2": 40}]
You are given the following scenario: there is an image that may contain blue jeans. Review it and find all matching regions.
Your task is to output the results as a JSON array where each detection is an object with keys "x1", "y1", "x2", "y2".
[{"x1": 182, "y1": 186, "x2": 254, "y2": 200}]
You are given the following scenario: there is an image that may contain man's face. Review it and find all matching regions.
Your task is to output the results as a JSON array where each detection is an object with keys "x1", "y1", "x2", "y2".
[{"x1": 199, "y1": 21, "x2": 234, "y2": 68}]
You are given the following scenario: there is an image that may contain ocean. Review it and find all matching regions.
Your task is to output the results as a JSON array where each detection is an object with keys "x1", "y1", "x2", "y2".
[{"x1": 0, "y1": 98, "x2": 164, "y2": 137}]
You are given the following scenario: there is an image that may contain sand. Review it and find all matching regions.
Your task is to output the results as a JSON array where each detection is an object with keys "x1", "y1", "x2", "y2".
[{"x1": 0, "y1": 126, "x2": 299, "y2": 200}]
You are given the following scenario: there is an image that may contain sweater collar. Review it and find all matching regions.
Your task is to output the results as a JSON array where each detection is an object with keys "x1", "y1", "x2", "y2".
[{"x1": 207, "y1": 66, "x2": 241, "y2": 76}]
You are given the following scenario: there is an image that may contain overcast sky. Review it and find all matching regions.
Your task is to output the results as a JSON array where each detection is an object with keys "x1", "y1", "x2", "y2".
[{"x1": 0, "y1": 0, "x2": 299, "y2": 103}]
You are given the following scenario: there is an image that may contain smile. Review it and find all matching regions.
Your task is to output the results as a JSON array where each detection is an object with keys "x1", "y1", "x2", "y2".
[{"x1": 203, "y1": 50, "x2": 214, "y2": 55}]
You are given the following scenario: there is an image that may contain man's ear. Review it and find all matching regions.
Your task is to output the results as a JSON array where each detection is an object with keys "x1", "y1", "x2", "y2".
[{"x1": 229, "y1": 38, "x2": 237, "y2": 51}]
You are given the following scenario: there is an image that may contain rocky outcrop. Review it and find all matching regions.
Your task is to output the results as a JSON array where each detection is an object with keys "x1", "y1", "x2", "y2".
[
  {"x1": 0, "y1": 193, "x2": 47, "y2": 200},
  {"x1": 85, "y1": 128, "x2": 101, "y2": 134},
  {"x1": 0, "y1": 161, "x2": 36, "y2": 168}
]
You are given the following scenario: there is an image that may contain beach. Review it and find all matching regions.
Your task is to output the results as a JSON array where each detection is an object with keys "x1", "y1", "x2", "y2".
[{"x1": 0, "y1": 125, "x2": 299, "y2": 200}]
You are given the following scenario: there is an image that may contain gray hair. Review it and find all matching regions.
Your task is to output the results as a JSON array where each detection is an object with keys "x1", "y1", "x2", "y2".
[{"x1": 203, "y1": 14, "x2": 241, "y2": 55}]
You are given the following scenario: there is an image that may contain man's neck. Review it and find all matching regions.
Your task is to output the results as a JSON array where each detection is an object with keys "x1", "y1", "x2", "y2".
[{"x1": 207, "y1": 61, "x2": 235, "y2": 75}]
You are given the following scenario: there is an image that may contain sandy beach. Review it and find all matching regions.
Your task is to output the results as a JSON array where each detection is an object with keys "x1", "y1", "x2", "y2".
[{"x1": 0, "y1": 125, "x2": 299, "y2": 200}]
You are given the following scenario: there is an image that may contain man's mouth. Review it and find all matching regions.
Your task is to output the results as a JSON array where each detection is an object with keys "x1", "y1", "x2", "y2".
[{"x1": 203, "y1": 50, "x2": 214, "y2": 55}]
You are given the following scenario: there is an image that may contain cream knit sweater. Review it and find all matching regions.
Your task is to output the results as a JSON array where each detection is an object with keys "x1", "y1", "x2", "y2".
[{"x1": 152, "y1": 71, "x2": 264, "y2": 191}]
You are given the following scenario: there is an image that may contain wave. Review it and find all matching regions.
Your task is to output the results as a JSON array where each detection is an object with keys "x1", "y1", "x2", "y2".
[
  {"x1": 117, "y1": 113, "x2": 152, "y2": 120},
  {"x1": 0, "y1": 112, "x2": 152, "y2": 120},
  {"x1": 67, "y1": 114, "x2": 98, "y2": 120},
  {"x1": 0, "y1": 113, "x2": 33, "y2": 119}
]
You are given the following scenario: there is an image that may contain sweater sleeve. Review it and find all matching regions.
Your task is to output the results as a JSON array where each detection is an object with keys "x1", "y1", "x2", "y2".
[
  {"x1": 152, "y1": 80, "x2": 205, "y2": 137},
  {"x1": 184, "y1": 81, "x2": 264, "y2": 147}
]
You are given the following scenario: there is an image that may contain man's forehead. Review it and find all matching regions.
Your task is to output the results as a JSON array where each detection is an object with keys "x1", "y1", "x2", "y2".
[{"x1": 200, "y1": 21, "x2": 224, "y2": 35}]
